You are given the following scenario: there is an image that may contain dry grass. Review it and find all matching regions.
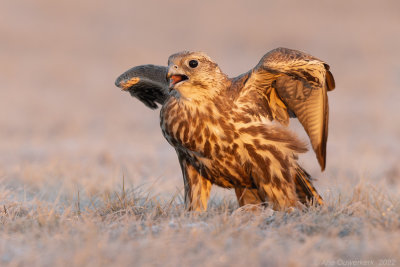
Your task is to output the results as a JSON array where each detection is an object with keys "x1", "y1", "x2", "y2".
[
  {"x1": 1, "y1": 175, "x2": 400, "y2": 267},
  {"x1": 1, "y1": 0, "x2": 400, "y2": 266}
]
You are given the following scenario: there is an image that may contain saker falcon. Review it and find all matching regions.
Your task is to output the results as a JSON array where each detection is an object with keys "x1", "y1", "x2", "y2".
[{"x1": 115, "y1": 47, "x2": 335, "y2": 211}]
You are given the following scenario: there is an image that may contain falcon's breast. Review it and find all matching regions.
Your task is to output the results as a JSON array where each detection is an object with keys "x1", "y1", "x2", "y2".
[{"x1": 160, "y1": 96, "x2": 243, "y2": 188}]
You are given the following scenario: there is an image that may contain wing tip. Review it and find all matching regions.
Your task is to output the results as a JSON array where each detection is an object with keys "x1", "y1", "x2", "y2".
[
  {"x1": 316, "y1": 145, "x2": 327, "y2": 172},
  {"x1": 319, "y1": 160, "x2": 326, "y2": 172}
]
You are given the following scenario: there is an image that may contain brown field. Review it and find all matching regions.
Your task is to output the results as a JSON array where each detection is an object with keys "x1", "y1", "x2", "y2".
[{"x1": 1, "y1": 0, "x2": 400, "y2": 266}]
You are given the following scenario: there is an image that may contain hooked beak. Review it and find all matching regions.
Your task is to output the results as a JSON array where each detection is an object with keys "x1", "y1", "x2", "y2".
[{"x1": 167, "y1": 67, "x2": 188, "y2": 90}]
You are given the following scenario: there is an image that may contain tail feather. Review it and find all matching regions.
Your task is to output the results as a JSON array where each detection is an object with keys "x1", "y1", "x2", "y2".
[{"x1": 294, "y1": 166, "x2": 324, "y2": 206}]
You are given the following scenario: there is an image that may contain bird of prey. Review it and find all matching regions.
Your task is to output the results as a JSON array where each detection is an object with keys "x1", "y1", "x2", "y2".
[{"x1": 115, "y1": 48, "x2": 335, "y2": 211}]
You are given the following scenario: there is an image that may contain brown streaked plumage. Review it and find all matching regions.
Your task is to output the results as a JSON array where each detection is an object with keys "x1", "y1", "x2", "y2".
[{"x1": 116, "y1": 48, "x2": 334, "y2": 211}]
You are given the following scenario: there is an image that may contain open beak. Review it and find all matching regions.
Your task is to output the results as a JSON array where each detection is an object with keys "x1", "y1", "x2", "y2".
[{"x1": 167, "y1": 70, "x2": 188, "y2": 89}]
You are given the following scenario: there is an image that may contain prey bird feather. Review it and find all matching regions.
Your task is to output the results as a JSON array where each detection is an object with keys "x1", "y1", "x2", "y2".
[{"x1": 115, "y1": 47, "x2": 335, "y2": 211}]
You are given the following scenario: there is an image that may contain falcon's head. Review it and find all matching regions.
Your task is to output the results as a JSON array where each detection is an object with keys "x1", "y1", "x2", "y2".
[{"x1": 167, "y1": 51, "x2": 228, "y2": 100}]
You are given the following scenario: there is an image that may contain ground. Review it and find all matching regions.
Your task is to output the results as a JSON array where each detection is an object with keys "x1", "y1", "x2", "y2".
[{"x1": 0, "y1": 1, "x2": 400, "y2": 266}]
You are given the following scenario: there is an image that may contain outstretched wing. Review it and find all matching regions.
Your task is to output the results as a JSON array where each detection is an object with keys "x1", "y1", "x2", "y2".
[
  {"x1": 115, "y1": 64, "x2": 169, "y2": 109},
  {"x1": 240, "y1": 47, "x2": 335, "y2": 171}
]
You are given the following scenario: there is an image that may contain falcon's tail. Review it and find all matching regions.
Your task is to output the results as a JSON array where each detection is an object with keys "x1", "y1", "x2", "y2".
[{"x1": 294, "y1": 166, "x2": 324, "y2": 206}]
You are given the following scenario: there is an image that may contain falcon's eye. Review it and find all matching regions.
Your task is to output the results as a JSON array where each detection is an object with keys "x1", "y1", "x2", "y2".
[{"x1": 188, "y1": 60, "x2": 198, "y2": 68}]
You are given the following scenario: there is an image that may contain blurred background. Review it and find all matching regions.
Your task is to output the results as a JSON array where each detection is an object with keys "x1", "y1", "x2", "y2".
[{"x1": 1, "y1": 0, "x2": 399, "y2": 203}]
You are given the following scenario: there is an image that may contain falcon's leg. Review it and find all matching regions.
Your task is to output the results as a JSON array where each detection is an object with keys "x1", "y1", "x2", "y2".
[
  {"x1": 184, "y1": 163, "x2": 212, "y2": 211},
  {"x1": 234, "y1": 188, "x2": 263, "y2": 207},
  {"x1": 177, "y1": 152, "x2": 212, "y2": 211}
]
